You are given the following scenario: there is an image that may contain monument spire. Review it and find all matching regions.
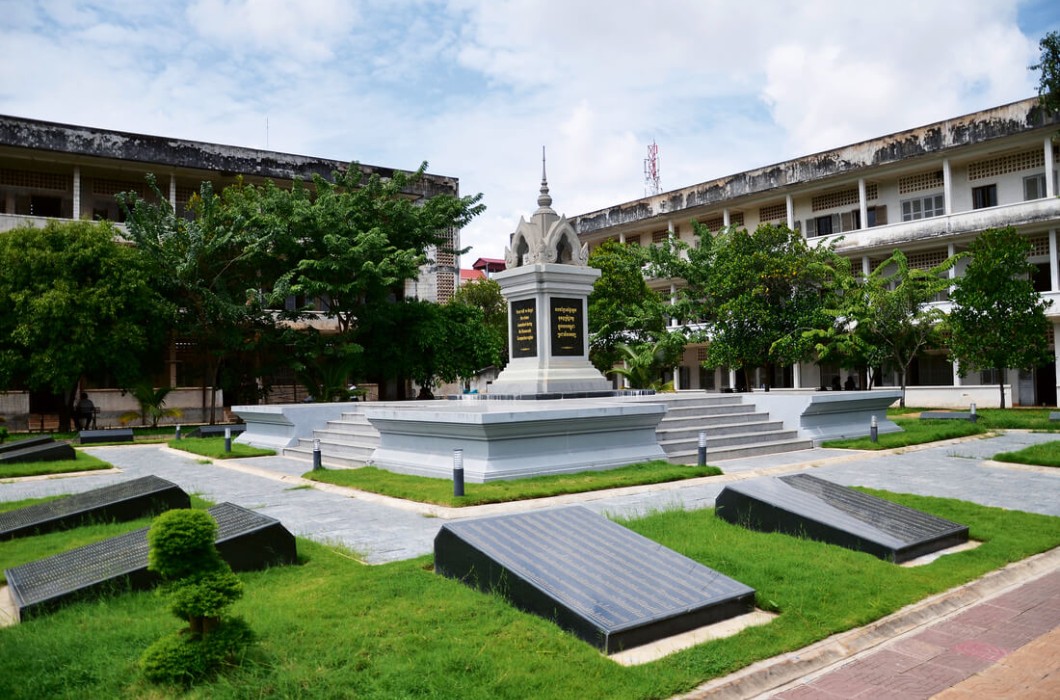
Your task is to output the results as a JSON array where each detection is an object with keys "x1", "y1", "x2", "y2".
[{"x1": 537, "y1": 145, "x2": 553, "y2": 210}]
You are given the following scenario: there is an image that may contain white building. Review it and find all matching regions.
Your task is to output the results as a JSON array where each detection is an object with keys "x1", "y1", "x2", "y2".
[{"x1": 571, "y1": 98, "x2": 1060, "y2": 408}]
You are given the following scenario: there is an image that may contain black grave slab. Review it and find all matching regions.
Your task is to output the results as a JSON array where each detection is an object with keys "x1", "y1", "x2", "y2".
[
  {"x1": 0, "y1": 439, "x2": 75, "y2": 464},
  {"x1": 434, "y1": 505, "x2": 756, "y2": 653},
  {"x1": 0, "y1": 435, "x2": 55, "y2": 454},
  {"x1": 79, "y1": 428, "x2": 134, "y2": 444},
  {"x1": 5, "y1": 502, "x2": 297, "y2": 620},
  {"x1": 0, "y1": 475, "x2": 189, "y2": 540},
  {"x1": 919, "y1": 411, "x2": 977, "y2": 422},
  {"x1": 188, "y1": 424, "x2": 246, "y2": 438},
  {"x1": 715, "y1": 474, "x2": 969, "y2": 563}
]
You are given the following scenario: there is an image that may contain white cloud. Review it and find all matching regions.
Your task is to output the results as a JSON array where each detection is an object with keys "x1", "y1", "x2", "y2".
[{"x1": 1, "y1": 0, "x2": 1055, "y2": 262}]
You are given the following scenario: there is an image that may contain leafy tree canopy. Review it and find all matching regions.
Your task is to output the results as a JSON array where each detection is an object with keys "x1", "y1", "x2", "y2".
[
  {"x1": 588, "y1": 239, "x2": 672, "y2": 373},
  {"x1": 948, "y1": 227, "x2": 1052, "y2": 408},
  {"x1": 1033, "y1": 30, "x2": 1060, "y2": 114},
  {"x1": 0, "y1": 220, "x2": 170, "y2": 428}
]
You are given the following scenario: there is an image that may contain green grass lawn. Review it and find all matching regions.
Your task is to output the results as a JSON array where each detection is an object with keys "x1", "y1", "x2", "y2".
[
  {"x1": 166, "y1": 437, "x2": 275, "y2": 460},
  {"x1": 0, "y1": 451, "x2": 113, "y2": 480},
  {"x1": 0, "y1": 491, "x2": 1056, "y2": 699},
  {"x1": 994, "y1": 440, "x2": 1060, "y2": 468},
  {"x1": 305, "y1": 460, "x2": 722, "y2": 506},
  {"x1": 823, "y1": 407, "x2": 1060, "y2": 450}
]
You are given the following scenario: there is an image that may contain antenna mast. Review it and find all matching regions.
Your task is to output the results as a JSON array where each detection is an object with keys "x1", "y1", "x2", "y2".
[{"x1": 644, "y1": 140, "x2": 660, "y2": 195}]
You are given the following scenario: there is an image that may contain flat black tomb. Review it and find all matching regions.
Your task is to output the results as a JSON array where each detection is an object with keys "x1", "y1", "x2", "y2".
[
  {"x1": 0, "y1": 475, "x2": 189, "y2": 540},
  {"x1": 434, "y1": 505, "x2": 756, "y2": 653},
  {"x1": 5, "y1": 502, "x2": 297, "y2": 620},
  {"x1": 188, "y1": 424, "x2": 246, "y2": 438},
  {"x1": 0, "y1": 435, "x2": 55, "y2": 454},
  {"x1": 79, "y1": 428, "x2": 134, "y2": 445},
  {"x1": 0, "y1": 437, "x2": 75, "y2": 465},
  {"x1": 715, "y1": 474, "x2": 969, "y2": 563},
  {"x1": 919, "y1": 411, "x2": 977, "y2": 422}
]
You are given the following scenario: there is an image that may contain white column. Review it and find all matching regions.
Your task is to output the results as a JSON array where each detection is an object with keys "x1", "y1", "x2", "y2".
[
  {"x1": 72, "y1": 166, "x2": 80, "y2": 220},
  {"x1": 862, "y1": 255, "x2": 871, "y2": 277},
  {"x1": 169, "y1": 174, "x2": 177, "y2": 209},
  {"x1": 669, "y1": 283, "x2": 678, "y2": 328},
  {"x1": 668, "y1": 219, "x2": 675, "y2": 238},
  {"x1": 619, "y1": 232, "x2": 626, "y2": 244},
  {"x1": 728, "y1": 368, "x2": 737, "y2": 389},
  {"x1": 793, "y1": 362, "x2": 802, "y2": 389},
  {"x1": 785, "y1": 194, "x2": 794, "y2": 230},
  {"x1": 723, "y1": 209, "x2": 730, "y2": 227},
  {"x1": 1054, "y1": 323, "x2": 1060, "y2": 404},
  {"x1": 1051, "y1": 228, "x2": 1059, "y2": 292},
  {"x1": 942, "y1": 158, "x2": 952, "y2": 214},
  {"x1": 952, "y1": 360, "x2": 962, "y2": 387},
  {"x1": 1046, "y1": 137, "x2": 1056, "y2": 198},
  {"x1": 858, "y1": 178, "x2": 868, "y2": 229},
  {"x1": 948, "y1": 242, "x2": 957, "y2": 296}
]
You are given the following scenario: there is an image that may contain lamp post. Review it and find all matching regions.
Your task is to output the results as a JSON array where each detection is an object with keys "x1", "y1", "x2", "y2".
[{"x1": 453, "y1": 449, "x2": 465, "y2": 497}]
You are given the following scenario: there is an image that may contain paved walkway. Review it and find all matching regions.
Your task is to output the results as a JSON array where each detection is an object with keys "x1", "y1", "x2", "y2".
[{"x1": 1, "y1": 431, "x2": 1058, "y2": 697}]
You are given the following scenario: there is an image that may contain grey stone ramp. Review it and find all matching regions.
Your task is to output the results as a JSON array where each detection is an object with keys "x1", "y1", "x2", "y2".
[
  {"x1": 0, "y1": 436, "x2": 75, "y2": 464},
  {"x1": 715, "y1": 474, "x2": 968, "y2": 563},
  {"x1": 0, "y1": 475, "x2": 189, "y2": 540},
  {"x1": 5, "y1": 502, "x2": 296, "y2": 620},
  {"x1": 434, "y1": 505, "x2": 756, "y2": 653}
]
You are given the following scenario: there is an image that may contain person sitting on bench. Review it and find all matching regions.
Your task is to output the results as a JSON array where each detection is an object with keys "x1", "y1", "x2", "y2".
[{"x1": 76, "y1": 392, "x2": 96, "y2": 430}]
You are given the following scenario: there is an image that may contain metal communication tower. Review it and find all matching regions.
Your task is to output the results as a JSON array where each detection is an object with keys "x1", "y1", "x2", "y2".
[{"x1": 644, "y1": 140, "x2": 660, "y2": 196}]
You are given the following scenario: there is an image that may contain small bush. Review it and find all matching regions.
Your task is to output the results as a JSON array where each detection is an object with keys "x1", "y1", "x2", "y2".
[
  {"x1": 142, "y1": 508, "x2": 249, "y2": 685},
  {"x1": 140, "y1": 617, "x2": 253, "y2": 686}
]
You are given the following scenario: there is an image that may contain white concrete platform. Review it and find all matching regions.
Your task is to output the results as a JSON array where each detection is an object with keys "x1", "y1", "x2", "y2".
[{"x1": 364, "y1": 399, "x2": 668, "y2": 482}]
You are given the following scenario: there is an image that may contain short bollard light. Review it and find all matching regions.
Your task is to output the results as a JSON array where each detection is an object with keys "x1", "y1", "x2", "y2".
[
  {"x1": 453, "y1": 448, "x2": 465, "y2": 497},
  {"x1": 697, "y1": 430, "x2": 707, "y2": 466},
  {"x1": 970, "y1": 402, "x2": 978, "y2": 423},
  {"x1": 224, "y1": 427, "x2": 232, "y2": 453},
  {"x1": 175, "y1": 424, "x2": 181, "y2": 440},
  {"x1": 870, "y1": 415, "x2": 878, "y2": 443},
  {"x1": 313, "y1": 437, "x2": 322, "y2": 470}
]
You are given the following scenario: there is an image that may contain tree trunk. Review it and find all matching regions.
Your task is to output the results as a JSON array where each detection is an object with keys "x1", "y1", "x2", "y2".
[
  {"x1": 999, "y1": 376, "x2": 1006, "y2": 409},
  {"x1": 898, "y1": 369, "x2": 907, "y2": 408}
]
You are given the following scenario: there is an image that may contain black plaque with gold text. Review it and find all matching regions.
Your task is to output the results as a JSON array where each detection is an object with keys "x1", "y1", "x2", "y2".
[
  {"x1": 511, "y1": 299, "x2": 537, "y2": 358},
  {"x1": 550, "y1": 297, "x2": 583, "y2": 356}
]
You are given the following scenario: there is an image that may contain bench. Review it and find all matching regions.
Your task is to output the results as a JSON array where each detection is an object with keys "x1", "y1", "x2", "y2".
[
  {"x1": 919, "y1": 411, "x2": 978, "y2": 423},
  {"x1": 79, "y1": 428, "x2": 134, "y2": 445},
  {"x1": 187, "y1": 424, "x2": 246, "y2": 438}
]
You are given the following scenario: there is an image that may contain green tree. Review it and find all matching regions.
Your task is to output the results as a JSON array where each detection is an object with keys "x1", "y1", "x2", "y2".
[
  {"x1": 451, "y1": 277, "x2": 508, "y2": 365},
  {"x1": 0, "y1": 220, "x2": 170, "y2": 430},
  {"x1": 588, "y1": 240, "x2": 673, "y2": 373},
  {"x1": 119, "y1": 383, "x2": 184, "y2": 428},
  {"x1": 948, "y1": 227, "x2": 1052, "y2": 408},
  {"x1": 119, "y1": 179, "x2": 279, "y2": 423},
  {"x1": 1032, "y1": 30, "x2": 1060, "y2": 114},
  {"x1": 692, "y1": 223, "x2": 839, "y2": 391},
  {"x1": 824, "y1": 250, "x2": 954, "y2": 407},
  {"x1": 606, "y1": 335, "x2": 686, "y2": 390},
  {"x1": 281, "y1": 163, "x2": 485, "y2": 334},
  {"x1": 373, "y1": 300, "x2": 502, "y2": 398}
]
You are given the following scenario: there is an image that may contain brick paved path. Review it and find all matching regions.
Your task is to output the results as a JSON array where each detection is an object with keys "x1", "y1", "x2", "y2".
[{"x1": 770, "y1": 570, "x2": 1060, "y2": 699}]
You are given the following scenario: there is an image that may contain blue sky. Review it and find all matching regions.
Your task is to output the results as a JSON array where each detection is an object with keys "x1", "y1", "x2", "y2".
[{"x1": 2, "y1": 0, "x2": 1060, "y2": 261}]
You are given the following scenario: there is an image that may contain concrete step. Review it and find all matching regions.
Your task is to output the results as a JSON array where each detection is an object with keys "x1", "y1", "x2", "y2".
[
  {"x1": 309, "y1": 427, "x2": 381, "y2": 443},
  {"x1": 658, "y1": 420, "x2": 786, "y2": 442},
  {"x1": 662, "y1": 403, "x2": 753, "y2": 419},
  {"x1": 282, "y1": 448, "x2": 369, "y2": 470},
  {"x1": 667, "y1": 438, "x2": 815, "y2": 464},
  {"x1": 658, "y1": 412, "x2": 767, "y2": 430},
  {"x1": 659, "y1": 428, "x2": 803, "y2": 453}
]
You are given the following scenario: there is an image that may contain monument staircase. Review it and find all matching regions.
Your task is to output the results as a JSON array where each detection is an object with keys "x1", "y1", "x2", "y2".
[
  {"x1": 284, "y1": 392, "x2": 812, "y2": 468},
  {"x1": 631, "y1": 392, "x2": 813, "y2": 464}
]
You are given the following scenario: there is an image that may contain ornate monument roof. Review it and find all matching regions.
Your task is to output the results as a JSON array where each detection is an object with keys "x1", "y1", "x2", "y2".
[{"x1": 504, "y1": 149, "x2": 589, "y2": 268}]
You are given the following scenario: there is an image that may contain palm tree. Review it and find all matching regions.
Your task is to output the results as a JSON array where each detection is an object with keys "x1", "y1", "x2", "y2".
[{"x1": 120, "y1": 383, "x2": 184, "y2": 428}]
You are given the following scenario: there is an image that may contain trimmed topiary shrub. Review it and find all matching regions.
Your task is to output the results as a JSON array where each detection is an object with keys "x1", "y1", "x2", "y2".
[{"x1": 141, "y1": 509, "x2": 250, "y2": 684}]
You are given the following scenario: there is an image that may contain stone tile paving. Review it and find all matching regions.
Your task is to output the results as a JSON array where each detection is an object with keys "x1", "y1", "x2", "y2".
[{"x1": 770, "y1": 570, "x2": 1060, "y2": 699}]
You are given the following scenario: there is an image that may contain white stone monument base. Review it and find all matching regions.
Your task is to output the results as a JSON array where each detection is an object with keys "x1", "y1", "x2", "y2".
[{"x1": 363, "y1": 399, "x2": 667, "y2": 482}]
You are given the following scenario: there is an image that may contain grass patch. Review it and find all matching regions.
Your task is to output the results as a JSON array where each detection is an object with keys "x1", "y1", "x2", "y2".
[
  {"x1": 823, "y1": 407, "x2": 1060, "y2": 451},
  {"x1": 305, "y1": 460, "x2": 722, "y2": 506},
  {"x1": 994, "y1": 440, "x2": 1060, "y2": 468},
  {"x1": 0, "y1": 492, "x2": 1056, "y2": 698},
  {"x1": 0, "y1": 451, "x2": 113, "y2": 479},
  {"x1": 822, "y1": 417, "x2": 986, "y2": 450},
  {"x1": 167, "y1": 437, "x2": 275, "y2": 460}
]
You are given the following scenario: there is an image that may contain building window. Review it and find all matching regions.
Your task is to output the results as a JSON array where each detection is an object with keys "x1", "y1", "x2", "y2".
[
  {"x1": 901, "y1": 194, "x2": 944, "y2": 221},
  {"x1": 972, "y1": 184, "x2": 997, "y2": 209},
  {"x1": 1024, "y1": 173, "x2": 1056, "y2": 201}
]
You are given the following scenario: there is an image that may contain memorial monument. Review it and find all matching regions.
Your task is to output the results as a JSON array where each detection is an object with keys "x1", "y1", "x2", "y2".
[{"x1": 489, "y1": 152, "x2": 612, "y2": 396}]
